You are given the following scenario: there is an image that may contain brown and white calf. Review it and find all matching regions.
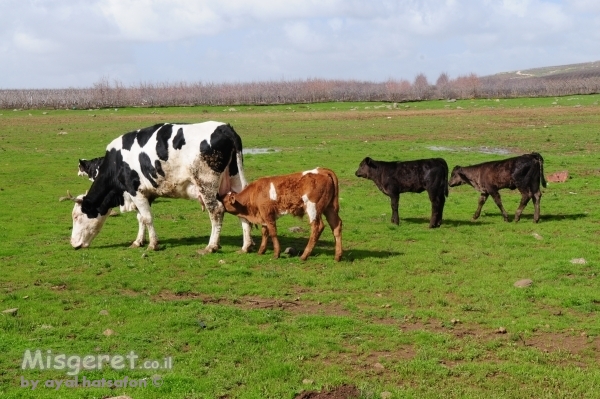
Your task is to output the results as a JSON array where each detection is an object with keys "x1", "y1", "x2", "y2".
[{"x1": 220, "y1": 167, "x2": 343, "y2": 261}]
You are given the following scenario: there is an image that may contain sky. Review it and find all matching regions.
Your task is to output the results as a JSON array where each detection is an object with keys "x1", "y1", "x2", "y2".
[{"x1": 1, "y1": 0, "x2": 599, "y2": 89}]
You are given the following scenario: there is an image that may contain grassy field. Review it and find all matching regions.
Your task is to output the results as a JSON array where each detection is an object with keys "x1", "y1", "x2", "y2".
[{"x1": 1, "y1": 95, "x2": 600, "y2": 398}]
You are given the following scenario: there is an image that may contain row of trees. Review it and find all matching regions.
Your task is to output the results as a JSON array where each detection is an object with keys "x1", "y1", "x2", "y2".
[{"x1": 1, "y1": 71, "x2": 599, "y2": 109}]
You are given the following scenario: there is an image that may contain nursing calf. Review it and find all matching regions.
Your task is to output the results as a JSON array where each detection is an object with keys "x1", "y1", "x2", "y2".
[
  {"x1": 449, "y1": 152, "x2": 546, "y2": 222},
  {"x1": 355, "y1": 157, "x2": 448, "y2": 227},
  {"x1": 220, "y1": 168, "x2": 343, "y2": 261}
]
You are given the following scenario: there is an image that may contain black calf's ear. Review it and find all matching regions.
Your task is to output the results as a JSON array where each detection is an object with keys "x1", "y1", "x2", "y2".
[{"x1": 365, "y1": 157, "x2": 374, "y2": 167}]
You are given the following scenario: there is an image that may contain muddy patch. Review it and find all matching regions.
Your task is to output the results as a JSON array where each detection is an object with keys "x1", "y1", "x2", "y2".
[
  {"x1": 243, "y1": 148, "x2": 279, "y2": 155},
  {"x1": 427, "y1": 146, "x2": 512, "y2": 155},
  {"x1": 295, "y1": 384, "x2": 360, "y2": 399}
]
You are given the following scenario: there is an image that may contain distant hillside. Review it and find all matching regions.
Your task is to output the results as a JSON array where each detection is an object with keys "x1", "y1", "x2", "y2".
[{"x1": 484, "y1": 61, "x2": 600, "y2": 81}]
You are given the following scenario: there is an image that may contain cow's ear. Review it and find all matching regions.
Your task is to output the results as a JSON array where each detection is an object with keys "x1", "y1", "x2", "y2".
[{"x1": 365, "y1": 157, "x2": 374, "y2": 167}]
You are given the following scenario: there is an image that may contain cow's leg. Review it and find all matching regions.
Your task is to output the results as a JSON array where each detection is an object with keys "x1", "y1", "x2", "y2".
[
  {"x1": 258, "y1": 225, "x2": 269, "y2": 255},
  {"x1": 300, "y1": 217, "x2": 325, "y2": 261},
  {"x1": 265, "y1": 222, "x2": 281, "y2": 259},
  {"x1": 230, "y1": 169, "x2": 254, "y2": 252},
  {"x1": 390, "y1": 193, "x2": 400, "y2": 225},
  {"x1": 532, "y1": 189, "x2": 542, "y2": 223},
  {"x1": 196, "y1": 174, "x2": 224, "y2": 255},
  {"x1": 129, "y1": 211, "x2": 146, "y2": 248},
  {"x1": 130, "y1": 197, "x2": 158, "y2": 250},
  {"x1": 489, "y1": 191, "x2": 509, "y2": 222},
  {"x1": 473, "y1": 193, "x2": 489, "y2": 220},
  {"x1": 514, "y1": 190, "x2": 531, "y2": 222},
  {"x1": 324, "y1": 208, "x2": 343, "y2": 261}
]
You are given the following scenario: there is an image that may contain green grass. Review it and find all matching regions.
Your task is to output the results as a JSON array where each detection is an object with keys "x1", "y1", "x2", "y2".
[{"x1": 1, "y1": 95, "x2": 600, "y2": 398}]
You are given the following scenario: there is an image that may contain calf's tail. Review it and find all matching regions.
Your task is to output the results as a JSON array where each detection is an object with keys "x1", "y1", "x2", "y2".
[
  {"x1": 320, "y1": 168, "x2": 340, "y2": 211},
  {"x1": 532, "y1": 152, "x2": 547, "y2": 188}
]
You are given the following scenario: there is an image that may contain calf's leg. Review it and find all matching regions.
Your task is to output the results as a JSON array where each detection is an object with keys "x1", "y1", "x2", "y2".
[
  {"x1": 265, "y1": 222, "x2": 281, "y2": 259},
  {"x1": 532, "y1": 190, "x2": 542, "y2": 223},
  {"x1": 324, "y1": 207, "x2": 343, "y2": 261},
  {"x1": 473, "y1": 193, "x2": 489, "y2": 220},
  {"x1": 258, "y1": 225, "x2": 269, "y2": 255},
  {"x1": 489, "y1": 191, "x2": 509, "y2": 222},
  {"x1": 389, "y1": 193, "x2": 400, "y2": 225},
  {"x1": 514, "y1": 190, "x2": 531, "y2": 222},
  {"x1": 300, "y1": 217, "x2": 325, "y2": 261}
]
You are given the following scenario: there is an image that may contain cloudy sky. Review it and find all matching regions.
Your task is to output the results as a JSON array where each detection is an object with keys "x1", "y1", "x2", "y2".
[{"x1": 1, "y1": 0, "x2": 599, "y2": 89}]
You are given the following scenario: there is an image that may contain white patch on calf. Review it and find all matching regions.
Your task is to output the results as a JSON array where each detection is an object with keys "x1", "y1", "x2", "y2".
[
  {"x1": 302, "y1": 194, "x2": 317, "y2": 222},
  {"x1": 269, "y1": 182, "x2": 277, "y2": 201},
  {"x1": 302, "y1": 168, "x2": 319, "y2": 176}
]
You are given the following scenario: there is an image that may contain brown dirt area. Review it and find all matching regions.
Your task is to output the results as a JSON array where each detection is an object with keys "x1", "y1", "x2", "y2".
[{"x1": 295, "y1": 384, "x2": 360, "y2": 399}]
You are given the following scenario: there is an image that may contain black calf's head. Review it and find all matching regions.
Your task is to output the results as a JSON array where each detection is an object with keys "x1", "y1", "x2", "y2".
[
  {"x1": 355, "y1": 157, "x2": 375, "y2": 179},
  {"x1": 449, "y1": 166, "x2": 466, "y2": 187}
]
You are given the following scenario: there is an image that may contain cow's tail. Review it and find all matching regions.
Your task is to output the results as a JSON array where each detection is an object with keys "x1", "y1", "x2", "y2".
[
  {"x1": 532, "y1": 152, "x2": 547, "y2": 188},
  {"x1": 228, "y1": 124, "x2": 248, "y2": 190}
]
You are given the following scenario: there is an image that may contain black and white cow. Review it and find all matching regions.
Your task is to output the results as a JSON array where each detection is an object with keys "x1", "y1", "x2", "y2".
[
  {"x1": 67, "y1": 121, "x2": 252, "y2": 253},
  {"x1": 78, "y1": 157, "x2": 104, "y2": 181}
]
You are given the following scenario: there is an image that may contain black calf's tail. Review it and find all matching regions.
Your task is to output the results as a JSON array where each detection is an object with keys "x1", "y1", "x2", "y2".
[
  {"x1": 531, "y1": 152, "x2": 547, "y2": 188},
  {"x1": 441, "y1": 159, "x2": 449, "y2": 197}
]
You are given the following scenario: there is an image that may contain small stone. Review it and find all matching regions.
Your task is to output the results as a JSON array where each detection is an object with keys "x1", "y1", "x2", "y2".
[
  {"x1": 381, "y1": 304, "x2": 391, "y2": 308},
  {"x1": 40, "y1": 324, "x2": 53, "y2": 329},
  {"x1": 532, "y1": 233, "x2": 543, "y2": 240},
  {"x1": 288, "y1": 226, "x2": 305, "y2": 233},
  {"x1": 570, "y1": 258, "x2": 587, "y2": 265},
  {"x1": 99, "y1": 310, "x2": 109, "y2": 316},
  {"x1": 496, "y1": 327, "x2": 507, "y2": 334},
  {"x1": 141, "y1": 253, "x2": 148, "y2": 258},
  {"x1": 302, "y1": 379, "x2": 314, "y2": 385},
  {"x1": 22, "y1": 296, "x2": 29, "y2": 299},
  {"x1": 374, "y1": 362, "x2": 385, "y2": 369},
  {"x1": 2, "y1": 308, "x2": 18, "y2": 316},
  {"x1": 284, "y1": 247, "x2": 297, "y2": 256},
  {"x1": 103, "y1": 328, "x2": 114, "y2": 336},
  {"x1": 294, "y1": 297, "x2": 300, "y2": 301},
  {"x1": 198, "y1": 321, "x2": 207, "y2": 329},
  {"x1": 218, "y1": 259, "x2": 226, "y2": 264},
  {"x1": 381, "y1": 392, "x2": 393, "y2": 399},
  {"x1": 581, "y1": 332, "x2": 587, "y2": 337},
  {"x1": 451, "y1": 318, "x2": 460, "y2": 325},
  {"x1": 514, "y1": 279, "x2": 533, "y2": 288}
]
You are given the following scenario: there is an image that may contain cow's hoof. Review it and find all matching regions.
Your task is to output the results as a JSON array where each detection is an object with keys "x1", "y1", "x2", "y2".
[
  {"x1": 147, "y1": 243, "x2": 160, "y2": 251},
  {"x1": 197, "y1": 246, "x2": 218, "y2": 255},
  {"x1": 130, "y1": 241, "x2": 143, "y2": 248}
]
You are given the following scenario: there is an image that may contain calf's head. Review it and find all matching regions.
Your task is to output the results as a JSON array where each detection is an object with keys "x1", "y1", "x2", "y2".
[
  {"x1": 219, "y1": 192, "x2": 243, "y2": 215},
  {"x1": 355, "y1": 157, "x2": 375, "y2": 179},
  {"x1": 449, "y1": 166, "x2": 467, "y2": 187}
]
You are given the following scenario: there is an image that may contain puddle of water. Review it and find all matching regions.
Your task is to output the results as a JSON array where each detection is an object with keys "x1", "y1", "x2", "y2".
[
  {"x1": 427, "y1": 146, "x2": 511, "y2": 155},
  {"x1": 243, "y1": 148, "x2": 279, "y2": 155}
]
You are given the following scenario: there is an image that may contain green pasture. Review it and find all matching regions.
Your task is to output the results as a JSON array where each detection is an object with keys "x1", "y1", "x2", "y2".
[{"x1": 1, "y1": 95, "x2": 600, "y2": 398}]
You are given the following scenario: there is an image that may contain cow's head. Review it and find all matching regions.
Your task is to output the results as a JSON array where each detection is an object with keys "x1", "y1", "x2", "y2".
[
  {"x1": 449, "y1": 166, "x2": 467, "y2": 187},
  {"x1": 355, "y1": 157, "x2": 375, "y2": 179},
  {"x1": 61, "y1": 191, "x2": 109, "y2": 249}
]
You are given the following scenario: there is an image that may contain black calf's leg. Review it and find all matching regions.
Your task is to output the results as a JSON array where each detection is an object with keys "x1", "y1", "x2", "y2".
[
  {"x1": 514, "y1": 190, "x2": 531, "y2": 222},
  {"x1": 489, "y1": 191, "x2": 509, "y2": 222},
  {"x1": 389, "y1": 193, "x2": 400, "y2": 225},
  {"x1": 473, "y1": 193, "x2": 489, "y2": 220},
  {"x1": 532, "y1": 190, "x2": 542, "y2": 223}
]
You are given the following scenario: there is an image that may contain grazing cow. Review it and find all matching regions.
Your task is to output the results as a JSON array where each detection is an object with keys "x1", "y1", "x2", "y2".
[
  {"x1": 78, "y1": 157, "x2": 104, "y2": 181},
  {"x1": 449, "y1": 152, "x2": 547, "y2": 222},
  {"x1": 355, "y1": 157, "x2": 448, "y2": 227},
  {"x1": 220, "y1": 167, "x2": 343, "y2": 261},
  {"x1": 66, "y1": 121, "x2": 252, "y2": 253}
]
